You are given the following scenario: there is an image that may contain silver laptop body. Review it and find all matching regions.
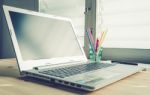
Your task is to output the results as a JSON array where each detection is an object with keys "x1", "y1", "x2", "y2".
[{"x1": 3, "y1": 5, "x2": 142, "y2": 91}]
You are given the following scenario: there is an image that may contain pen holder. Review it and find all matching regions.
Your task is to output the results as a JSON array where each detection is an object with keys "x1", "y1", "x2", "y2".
[
  {"x1": 96, "y1": 47, "x2": 103, "y2": 63},
  {"x1": 89, "y1": 46, "x2": 96, "y2": 61},
  {"x1": 89, "y1": 46, "x2": 103, "y2": 62}
]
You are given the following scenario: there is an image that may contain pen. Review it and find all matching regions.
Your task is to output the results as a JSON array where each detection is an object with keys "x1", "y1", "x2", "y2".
[
  {"x1": 111, "y1": 60, "x2": 138, "y2": 65},
  {"x1": 85, "y1": 29, "x2": 96, "y2": 56},
  {"x1": 89, "y1": 29, "x2": 95, "y2": 47},
  {"x1": 98, "y1": 31, "x2": 107, "y2": 49},
  {"x1": 95, "y1": 38, "x2": 99, "y2": 52},
  {"x1": 97, "y1": 31, "x2": 107, "y2": 55}
]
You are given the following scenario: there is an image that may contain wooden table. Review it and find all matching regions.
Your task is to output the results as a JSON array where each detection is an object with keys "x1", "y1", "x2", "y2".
[{"x1": 0, "y1": 59, "x2": 150, "y2": 95}]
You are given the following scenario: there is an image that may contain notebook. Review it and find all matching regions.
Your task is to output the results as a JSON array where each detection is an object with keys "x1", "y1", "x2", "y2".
[{"x1": 3, "y1": 5, "x2": 142, "y2": 91}]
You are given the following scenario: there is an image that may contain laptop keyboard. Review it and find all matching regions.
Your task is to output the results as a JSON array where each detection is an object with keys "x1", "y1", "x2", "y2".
[{"x1": 39, "y1": 63, "x2": 115, "y2": 78}]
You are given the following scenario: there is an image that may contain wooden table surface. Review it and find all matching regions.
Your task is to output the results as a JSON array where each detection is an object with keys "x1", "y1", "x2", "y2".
[{"x1": 0, "y1": 58, "x2": 150, "y2": 95}]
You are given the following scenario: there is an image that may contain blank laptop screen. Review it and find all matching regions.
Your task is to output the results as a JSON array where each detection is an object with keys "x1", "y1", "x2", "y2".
[{"x1": 9, "y1": 11, "x2": 83, "y2": 60}]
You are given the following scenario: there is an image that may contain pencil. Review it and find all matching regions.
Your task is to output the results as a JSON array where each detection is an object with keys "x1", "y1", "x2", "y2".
[{"x1": 98, "y1": 31, "x2": 105, "y2": 48}]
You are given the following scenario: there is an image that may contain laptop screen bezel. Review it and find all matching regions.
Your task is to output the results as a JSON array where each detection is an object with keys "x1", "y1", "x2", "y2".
[{"x1": 3, "y1": 5, "x2": 87, "y2": 71}]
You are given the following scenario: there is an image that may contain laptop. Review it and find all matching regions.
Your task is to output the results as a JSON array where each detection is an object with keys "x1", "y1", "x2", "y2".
[{"x1": 3, "y1": 5, "x2": 142, "y2": 91}]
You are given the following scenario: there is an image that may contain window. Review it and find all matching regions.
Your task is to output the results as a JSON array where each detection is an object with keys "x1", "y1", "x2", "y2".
[{"x1": 97, "y1": 0, "x2": 150, "y2": 49}]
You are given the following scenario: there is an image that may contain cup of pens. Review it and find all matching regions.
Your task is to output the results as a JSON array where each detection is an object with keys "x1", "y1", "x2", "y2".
[{"x1": 86, "y1": 28, "x2": 107, "y2": 63}]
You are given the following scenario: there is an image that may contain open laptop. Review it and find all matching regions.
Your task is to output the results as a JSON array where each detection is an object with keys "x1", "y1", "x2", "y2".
[{"x1": 3, "y1": 5, "x2": 142, "y2": 91}]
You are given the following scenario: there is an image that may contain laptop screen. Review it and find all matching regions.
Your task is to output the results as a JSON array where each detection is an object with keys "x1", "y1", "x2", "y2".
[{"x1": 9, "y1": 11, "x2": 83, "y2": 61}]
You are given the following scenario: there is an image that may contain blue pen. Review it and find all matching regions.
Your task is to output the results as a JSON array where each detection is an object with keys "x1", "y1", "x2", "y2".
[{"x1": 86, "y1": 30, "x2": 96, "y2": 60}]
